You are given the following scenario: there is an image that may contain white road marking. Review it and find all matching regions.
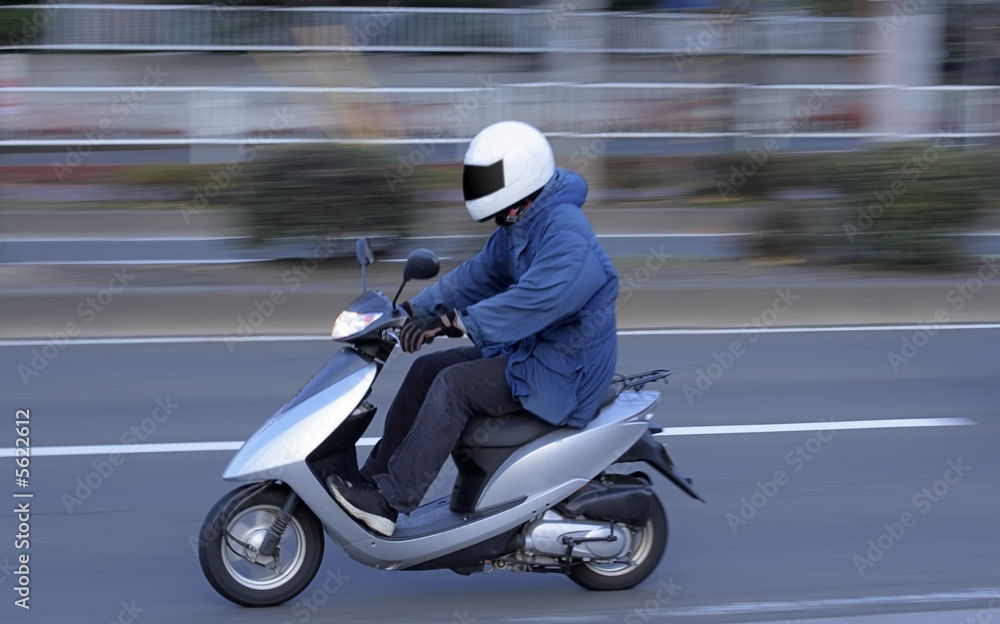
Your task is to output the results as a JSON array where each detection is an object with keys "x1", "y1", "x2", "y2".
[
  {"x1": 654, "y1": 417, "x2": 975, "y2": 436},
  {"x1": 500, "y1": 588, "x2": 1000, "y2": 621},
  {"x1": 1, "y1": 324, "x2": 998, "y2": 348},
  {"x1": 0, "y1": 417, "x2": 973, "y2": 458},
  {"x1": 617, "y1": 323, "x2": 1000, "y2": 336}
]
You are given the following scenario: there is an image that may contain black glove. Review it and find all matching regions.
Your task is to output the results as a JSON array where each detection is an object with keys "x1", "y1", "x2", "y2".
[
  {"x1": 435, "y1": 309, "x2": 465, "y2": 339},
  {"x1": 399, "y1": 317, "x2": 428, "y2": 353},
  {"x1": 399, "y1": 300, "x2": 415, "y2": 318},
  {"x1": 399, "y1": 309, "x2": 464, "y2": 353}
]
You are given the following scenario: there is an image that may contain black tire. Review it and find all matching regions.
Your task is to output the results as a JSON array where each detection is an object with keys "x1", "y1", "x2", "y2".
[
  {"x1": 567, "y1": 491, "x2": 668, "y2": 591},
  {"x1": 198, "y1": 484, "x2": 325, "y2": 607}
]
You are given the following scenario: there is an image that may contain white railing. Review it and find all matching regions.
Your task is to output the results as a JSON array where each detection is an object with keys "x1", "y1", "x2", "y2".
[
  {"x1": 2, "y1": 84, "x2": 998, "y2": 148},
  {"x1": 0, "y1": 5, "x2": 878, "y2": 55}
]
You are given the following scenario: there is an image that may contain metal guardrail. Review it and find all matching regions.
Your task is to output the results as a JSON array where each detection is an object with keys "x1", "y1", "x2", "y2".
[
  {"x1": 2, "y1": 84, "x2": 998, "y2": 147},
  {"x1": 0, "y1": 5, "x2": 878, "y2": 55}
]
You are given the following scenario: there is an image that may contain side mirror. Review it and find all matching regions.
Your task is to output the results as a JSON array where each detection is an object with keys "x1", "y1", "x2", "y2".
[
  {"x1": 355, "y1": 237, "x2": 374, "y2": 267},
  {"x1": 402, "y1": 248, "x2": 440, "y2": 282},
  {"x1": 393, "y1": 248, "x2": 440, "y2": 309}
]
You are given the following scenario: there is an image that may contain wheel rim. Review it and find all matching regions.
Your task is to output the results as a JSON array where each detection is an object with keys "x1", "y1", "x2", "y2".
[
  {"x1": 221, "y1": 504, "x2": 308, "y2": 591},
  {"x1": 583, "y1": 520, "x2": 654, "y2": 577}
]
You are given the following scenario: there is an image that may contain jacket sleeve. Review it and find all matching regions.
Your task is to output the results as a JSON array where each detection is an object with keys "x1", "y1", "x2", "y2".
[
  {"x1": 460, "y1": 228, "x2": 606, "y2": 347},
  {"x1": 409, "y1": 230, "x2": 511, "y2": 318}
]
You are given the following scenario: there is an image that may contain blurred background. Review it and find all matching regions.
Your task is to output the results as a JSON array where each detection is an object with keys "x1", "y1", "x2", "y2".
[
  {"x1": 1, "y1": 0, "x2": 999, "y2": 268},
  {"x1": 3, "y1": 4, "x2": 1000, "y2": 624}
]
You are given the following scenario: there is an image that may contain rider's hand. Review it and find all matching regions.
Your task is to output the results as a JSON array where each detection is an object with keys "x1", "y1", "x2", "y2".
[
  {"x1": 399, "y1": 317, "x2": 428, "y2": 353},
  {"x1": 399, "y1": 309, "x2": 463, "y2": 353},
  {"x1": 399, "y1": 300, "x2": 415, "y2": 318},
  {"x1": 435, "y1": 309, "x2": 465, "y2": 339}
]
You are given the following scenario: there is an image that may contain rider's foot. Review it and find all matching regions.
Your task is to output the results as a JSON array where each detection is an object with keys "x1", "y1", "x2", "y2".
[{"x1": 326, "y1": 475, "x2": 398, "y2": 536}]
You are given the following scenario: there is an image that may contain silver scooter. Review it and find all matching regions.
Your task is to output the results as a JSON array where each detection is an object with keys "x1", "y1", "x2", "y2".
[{"x1": 198, "y1": 238, "x2": 704, "y2": 607}]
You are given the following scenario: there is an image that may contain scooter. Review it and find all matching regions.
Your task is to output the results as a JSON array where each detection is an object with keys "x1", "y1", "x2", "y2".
[{"x1": 198, "y1": 237, "x2": 704, "y2": 607}]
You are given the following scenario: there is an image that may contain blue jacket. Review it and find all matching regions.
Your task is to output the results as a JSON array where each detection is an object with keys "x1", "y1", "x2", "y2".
[{"x1": 410, "y1": 168, "x2": 618, "y2": 427}]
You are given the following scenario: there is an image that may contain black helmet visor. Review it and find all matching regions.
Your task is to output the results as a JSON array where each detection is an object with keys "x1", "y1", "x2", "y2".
[{"x1": 463, "y1": 160, "x2": 505, "y2": 202}]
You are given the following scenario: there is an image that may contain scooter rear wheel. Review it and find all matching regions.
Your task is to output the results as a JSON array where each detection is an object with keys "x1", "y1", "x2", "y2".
[
  {"x1": 566, "y1": 492, "x2": 668, "y2": 591},
  {"x1": 198, "y1": 483, "x2": 325, "y2": 607}
]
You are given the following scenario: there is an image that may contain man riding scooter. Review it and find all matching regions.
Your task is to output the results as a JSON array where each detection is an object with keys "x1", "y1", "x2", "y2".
[{"x1": 327, "y1": 120, "x2": 619, "y2": 536}]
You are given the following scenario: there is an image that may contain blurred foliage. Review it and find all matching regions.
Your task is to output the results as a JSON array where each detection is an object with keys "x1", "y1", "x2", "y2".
[
  {"x1": 706, "y1": 142, "x2": 1000, "y2": 268},
  {"x1": 608, "y1": 0, "x2": 660, "y2": 10},
  {"x1": 0, "y1": 2, "x2": 44, "y2": 45},
  {"x1": 784, "y1": 0, "x2": 856, "y2": 16},
  {"x1": 112, "y1": 164, "x2": 219, "y2": 187},
  {"x1": 598, "y1": 144, "x2": 999, "y2": 268},
  {"x1": 222, "y1": 143, "x2": 419, "y2": 244}
]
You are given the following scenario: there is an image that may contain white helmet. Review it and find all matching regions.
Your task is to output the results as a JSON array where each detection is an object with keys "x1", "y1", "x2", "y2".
[{"x1": 462, "y1": 120, "x2": 555, "y2": 222}]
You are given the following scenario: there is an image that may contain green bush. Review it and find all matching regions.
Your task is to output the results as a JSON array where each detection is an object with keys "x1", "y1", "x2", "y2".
[
  {"x1": 741, "y1": 142, "x2": 1000, "y2": 268},
  {"x1": 224, "y1": 143, "x2": 419, "y2": 244},
  {"x1": 1, "y1": 5, "x2": 44, "y2": 46}
]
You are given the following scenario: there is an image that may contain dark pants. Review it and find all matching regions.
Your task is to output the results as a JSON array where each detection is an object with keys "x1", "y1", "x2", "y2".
[{"x1": 360, "y1": 346, "x2": 524, "y2": 514}]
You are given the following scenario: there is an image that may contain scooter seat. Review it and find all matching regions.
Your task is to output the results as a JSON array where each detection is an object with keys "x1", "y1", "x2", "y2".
[
  {"x1": 460, "y1": 384, "x2": 619, "y2": 448},
  {"x1": 460, "y1": 412, "x2": 557, "y2": 448}
]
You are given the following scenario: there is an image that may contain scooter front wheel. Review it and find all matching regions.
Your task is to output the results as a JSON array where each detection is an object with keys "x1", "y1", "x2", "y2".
[{"x1": 198, "y1": 483, "x2": 325, "y2": 607}]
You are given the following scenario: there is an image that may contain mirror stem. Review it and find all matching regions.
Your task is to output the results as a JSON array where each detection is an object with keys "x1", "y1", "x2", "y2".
[{"x1": 391, "y1": 279, "x2": 408, "y2": 311}]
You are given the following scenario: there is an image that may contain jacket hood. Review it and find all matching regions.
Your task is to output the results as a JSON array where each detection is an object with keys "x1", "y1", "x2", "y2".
[{"x1": 523, "y1": 168, "x2": 588, "y2": 222}]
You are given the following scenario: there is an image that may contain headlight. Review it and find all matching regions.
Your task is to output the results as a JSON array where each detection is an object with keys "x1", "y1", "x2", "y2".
[{"x1": 331, "y1": 311, "x2": 383, "y2": 340}]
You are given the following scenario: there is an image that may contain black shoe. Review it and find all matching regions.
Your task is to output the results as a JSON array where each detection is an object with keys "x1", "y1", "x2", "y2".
[{"x1": 326, "y1": 475, "x2": 398, "y2": 536}]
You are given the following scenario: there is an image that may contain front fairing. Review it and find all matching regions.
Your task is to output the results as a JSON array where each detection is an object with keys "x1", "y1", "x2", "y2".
[
  {"x1": 225, "y1": 289, "x2": 407, "y2": 481},
  {"x1": 223, "y1": 348, "x2": 376, "y2": 481}
]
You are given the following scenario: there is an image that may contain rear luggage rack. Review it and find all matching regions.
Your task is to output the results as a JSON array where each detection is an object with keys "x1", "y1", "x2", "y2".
[{"x1": 613, "y1": 369, "x2": 671, "y2": 392}]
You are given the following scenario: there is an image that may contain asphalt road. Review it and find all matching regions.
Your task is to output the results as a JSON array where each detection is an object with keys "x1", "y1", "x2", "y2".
[{"x1": 1, "y1": 329, "x2": 998, "y2": 623}]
